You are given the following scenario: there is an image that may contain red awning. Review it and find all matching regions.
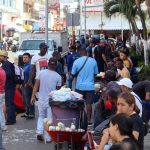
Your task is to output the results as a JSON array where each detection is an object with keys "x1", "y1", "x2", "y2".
[{"x1": 0, "y1": 24, "x2": 6, "y2": 29}]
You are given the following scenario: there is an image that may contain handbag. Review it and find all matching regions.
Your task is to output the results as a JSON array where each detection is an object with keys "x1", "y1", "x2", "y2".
[{"x1": 69, "y1": 57, "x2": 89, "y2": 82}]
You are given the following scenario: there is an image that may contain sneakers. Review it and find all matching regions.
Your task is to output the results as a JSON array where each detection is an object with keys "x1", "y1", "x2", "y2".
[
  {"x1": 21, "y1": 114, "x2": 28, "y2": 118},
  {"x1": 88, "y1": 122, "x2": 93, "y2": 126},
  {"x1": 26, "y1": 115, "x2": 35, "y2": 120},
  {"x1": 37, "y1": 134, "x2": 44, "y2": 141},
  {"x1": 2, "y1": 126, "x2": 7, "y2": 131}
]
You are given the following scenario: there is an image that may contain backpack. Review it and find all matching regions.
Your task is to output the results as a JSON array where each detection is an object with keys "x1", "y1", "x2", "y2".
[{"x1": 14, "y1": 64, "x2": 24, "y2": 84}]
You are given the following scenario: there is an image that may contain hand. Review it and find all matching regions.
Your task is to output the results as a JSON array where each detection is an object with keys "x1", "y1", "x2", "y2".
[
  {"x1": 26, "y1": 81, "x2": 33, "y2": 88},
  {"x1": 31, "y1": 96, "x2": 36, "y2": 105},
  {"x1": 101, "y1": 130, "x2": 110, "y2": 144}
]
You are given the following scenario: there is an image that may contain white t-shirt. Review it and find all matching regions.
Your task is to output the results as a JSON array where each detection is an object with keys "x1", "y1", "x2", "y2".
[
  {"x1": 31, "y1": 53, "x2": 51, "y2": 77},
  {"x1": 36, "y1": 69, "x2": 62, "y2": 106},
  {"x1": 131, "y1": 91, "x2": 143, "y2": 117}
]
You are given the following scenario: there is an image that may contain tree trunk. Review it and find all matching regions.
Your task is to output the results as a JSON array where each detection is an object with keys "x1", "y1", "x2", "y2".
[
  {"x1": 129, "y1": 18, "x2": 140, "y2": 37},
  {"x1": 135, "y1": 0, "x2": 147, "y2": 40},
  {"x1": 146, "y1": 0, "x2": 150, "y2": 18}
]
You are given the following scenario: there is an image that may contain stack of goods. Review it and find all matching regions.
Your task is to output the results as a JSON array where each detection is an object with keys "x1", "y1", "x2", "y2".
[
  {"x1": 44, "y1": 118, "x2": 85, "y2": 132},
  {"x1": 49, "y1": 87, "x2": 83, "y2": 101}
]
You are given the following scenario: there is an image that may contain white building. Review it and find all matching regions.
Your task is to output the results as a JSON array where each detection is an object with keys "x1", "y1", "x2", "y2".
[{"x1": 80, "y1": 0, "x2": 142, "y2": 35}]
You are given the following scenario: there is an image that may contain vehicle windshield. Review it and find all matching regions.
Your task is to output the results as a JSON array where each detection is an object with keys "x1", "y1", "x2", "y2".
[{"x1": 20, "y1": 40, "x2": 53, "y2": 51}]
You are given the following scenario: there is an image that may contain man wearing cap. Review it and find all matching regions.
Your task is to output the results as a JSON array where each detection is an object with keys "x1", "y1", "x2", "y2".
[
  {"x1": 0, "y1": 50, "x2": 16, "y2": 125},
  {"x1": 27, "y1": 42, "x2": 51, "y2": 87},
  {"x1": 31, "y1": 58, "x2": 62, "y2": 142},
  {"x1": 117, "y1": 78, "x2": 142, "y2": 117}
]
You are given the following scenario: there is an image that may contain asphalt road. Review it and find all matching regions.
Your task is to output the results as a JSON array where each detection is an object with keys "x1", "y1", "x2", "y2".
[{"x1": 3, "y1": 113, "x2": 54, "y2": 150}]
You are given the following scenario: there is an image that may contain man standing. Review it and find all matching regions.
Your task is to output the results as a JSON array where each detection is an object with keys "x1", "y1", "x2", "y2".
[
  {"x1": 94, "y1": 39, "x2": 107, "y2": 73},
  {"x1": 27, "y1": 42, "x2": 50, "y2": 87},
  {"x1": 0, "y1": 50, "x2": 16, "y2": 125},
  {"x1": 71, "y1": 45, "x2": 98, "y2": 124},
  {"x1": 22, "y1": 53, "x2": 35, "y2": 119},
  {"x1": 31, "y1": 58, "x2": 62, "y2": 142}
]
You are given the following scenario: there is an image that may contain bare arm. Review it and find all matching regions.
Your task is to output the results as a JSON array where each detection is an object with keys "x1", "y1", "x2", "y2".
[
  {"x1": 102, "y1": 54, "x2": 107, "y2": 65},
  {"x1": 132, "y1": 131, "x2": 139, "y2": 140},
  {"x1": 31, "y1": 79, "x2": 40, "y2": 105},
  {"x1": 145, "y1": 92, "x2": 150, "y2": 101}
]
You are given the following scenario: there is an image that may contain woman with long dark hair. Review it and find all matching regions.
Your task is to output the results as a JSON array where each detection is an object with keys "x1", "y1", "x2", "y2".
[{"x1": 97, "y1": 113, "x2": 139, "y2": 150}]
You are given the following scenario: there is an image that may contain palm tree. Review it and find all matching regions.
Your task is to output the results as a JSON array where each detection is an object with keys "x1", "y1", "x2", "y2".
[
  {"x1": 104, "y1": 0, "x2": 139, "y2": 36},
  {"x1": 135, "y1": 0, "x2": 147, "y2": 39},
  {"x1": 145, "y1": 0, "x2": 150, "y2": 17}
]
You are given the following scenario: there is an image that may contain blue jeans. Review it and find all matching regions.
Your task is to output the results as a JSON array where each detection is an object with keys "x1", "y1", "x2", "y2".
[
  {"x1": 0, "y1": 94, "x2": 6, "y2": 129},
  {"x1": 5, "y1": 88, "x2": 16, "y2": 123},
  {"x1": 22, "y1": 87, "x2": 35, "y2": 116}
]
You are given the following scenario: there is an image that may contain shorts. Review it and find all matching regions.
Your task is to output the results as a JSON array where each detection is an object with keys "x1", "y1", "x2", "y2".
[{"x1": 76, "y1": 90, "x2": 94, "y2": 104}]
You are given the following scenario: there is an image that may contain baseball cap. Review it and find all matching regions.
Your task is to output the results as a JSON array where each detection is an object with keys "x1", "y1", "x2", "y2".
[
  {"x1": 117, "y1": 78, "x2": 133, "y2": 89},
  {"x1": 48, "y1": 57, "x2": 57, "y2": 66},
  {"x1": 0, "y1": 50, "x2": 8, "y2": 57},
  {"x1": 39, "y1": 42, "x2": 49, "y2": 49}
]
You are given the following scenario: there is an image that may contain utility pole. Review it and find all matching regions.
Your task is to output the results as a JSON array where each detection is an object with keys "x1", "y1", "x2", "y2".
[
  {"x1": 45, "y1": 0, "x2": 48, "y2": 44},
  {"x1": 84, "y1": 0, "x2": 86, "y2": 38}
]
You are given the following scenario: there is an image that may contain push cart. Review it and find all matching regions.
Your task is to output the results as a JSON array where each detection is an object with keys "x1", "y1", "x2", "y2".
[{"x1": 48, "y1": 100, "x2": 87, "y2": 150}]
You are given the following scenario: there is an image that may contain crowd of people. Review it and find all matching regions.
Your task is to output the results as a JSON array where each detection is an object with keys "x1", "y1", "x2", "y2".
[{"x1": 0, "y1": 33, "x2": 150, "y2": 150}]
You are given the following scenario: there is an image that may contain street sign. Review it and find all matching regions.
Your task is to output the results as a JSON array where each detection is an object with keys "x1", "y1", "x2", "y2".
[{"x1": 66, "y1": 13, "x2": 80, "y2": 26}]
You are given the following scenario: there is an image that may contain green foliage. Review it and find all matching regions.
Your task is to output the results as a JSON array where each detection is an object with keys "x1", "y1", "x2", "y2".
[{"x1": 104, "y1": 0, "x2": 137, "y2": 20}]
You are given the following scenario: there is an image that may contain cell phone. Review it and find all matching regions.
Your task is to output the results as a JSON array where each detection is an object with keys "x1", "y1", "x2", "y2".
[{"x1": 87, "y1": 132, "x2": 95, "y2": 150}]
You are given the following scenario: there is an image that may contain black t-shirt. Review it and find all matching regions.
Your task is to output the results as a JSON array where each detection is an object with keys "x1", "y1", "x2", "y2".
[
  {"x1": 110, "y1": 138, "x2": 139, "y2": 150},
  {"x1": 94, "y1": 45, "x2": 105, "y2": 65},
  {"x1": 94, "y1": 45, "x2": 106, "y2": 72},
  {"x1": 133, "y1": 80, "x2": 150, "y2": 100},
  {"x1": 129, "y1": 113, "x2": 144, "y2": 150}
]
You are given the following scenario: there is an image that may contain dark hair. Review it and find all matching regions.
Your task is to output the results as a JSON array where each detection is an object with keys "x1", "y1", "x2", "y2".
[
  {"x1": 110, "y1": 113, "x2": 134, "y2": 138},
  {"x1": 58, "y1": 46, "x2": 62, "y2": 52},
  {"x1": 116, "y1": 58, "x2": 123, "y2": 63},
  {"x1": 23, "y1": 53, "x2": 31, "y2": 58},
  {"x1": 110, "y1": 142, "x2": 139, "y2": 150},
  {"x1": 106, "y1": 89, "x2": 121, "y2": 103},
  {"x1": 48, "y1": 57, "x2": 57, "y2": 70},
  {"x1": 70, "y1": 45, "x2": 76, "y2": 51},
  {"x1": 79, "y1": 45, "x2": 87, "y2": 53},
  {"x1": 118, "y1": 92, "x2": 140, "y2": 114},
  {"x1": 105, "y1": 70, "x2": 117, "y2": 82}
]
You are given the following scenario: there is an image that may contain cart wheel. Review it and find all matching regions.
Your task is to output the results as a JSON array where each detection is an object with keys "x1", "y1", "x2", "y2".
[{"x1": 62, "y1": 141, "x2": 69, "y2": 150}]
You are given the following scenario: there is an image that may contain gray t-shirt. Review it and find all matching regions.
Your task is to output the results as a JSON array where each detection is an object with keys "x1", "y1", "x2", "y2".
[{"x1": 37, "y1": 69, "x2": 62, "y2": 105}]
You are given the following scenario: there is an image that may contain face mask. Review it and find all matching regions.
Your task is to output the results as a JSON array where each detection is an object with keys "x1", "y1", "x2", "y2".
[{"x1": 105, "y1": 100, "x2": 112, "y2": 110}]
